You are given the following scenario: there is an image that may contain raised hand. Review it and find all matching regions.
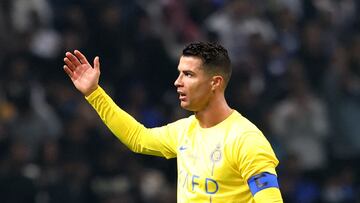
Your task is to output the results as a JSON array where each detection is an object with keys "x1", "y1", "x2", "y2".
[{"x1": 63, "y1": 50, "x2": 100, "y2": 96}]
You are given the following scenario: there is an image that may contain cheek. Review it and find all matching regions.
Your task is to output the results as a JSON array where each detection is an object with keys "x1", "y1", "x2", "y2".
[{"x1": 190, "y1": 83, "x2": 212, "y2": 101}]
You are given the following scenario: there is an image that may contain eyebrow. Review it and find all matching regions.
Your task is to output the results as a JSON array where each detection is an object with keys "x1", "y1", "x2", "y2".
[{"x1": 178, "y1": 69, "x2": 196, "y2": 75}]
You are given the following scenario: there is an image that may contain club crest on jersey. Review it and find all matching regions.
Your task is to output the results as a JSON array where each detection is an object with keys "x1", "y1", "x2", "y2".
[{"x1": 210, "y1": 145, "x2": 222, "y2": 163}]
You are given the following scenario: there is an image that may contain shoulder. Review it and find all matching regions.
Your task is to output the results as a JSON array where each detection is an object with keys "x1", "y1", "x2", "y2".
[
  {"x1": 224, "y1": 111, "x2": 273, "y2": 154},
  {"x1": 225, "y1": 111, "x2": 264, "y2": 140}
]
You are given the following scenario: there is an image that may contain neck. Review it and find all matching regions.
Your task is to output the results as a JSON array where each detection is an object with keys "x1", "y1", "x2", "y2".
[{"x1": 194, "y1": 94, "x2": 233, "y2": 128}]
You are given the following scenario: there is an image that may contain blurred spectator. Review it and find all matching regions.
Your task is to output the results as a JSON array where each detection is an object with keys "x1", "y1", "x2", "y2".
[
  {"x1": 162, "y1": 0, "x2": 202, "y2": 43},
  {"x1": 321, "y1": 167, "x2": 357, "y2": 203},
  {"x1": 205, "y1": 0, "x2": 276, "y2": 66},
  {"x1": 278, "y1": 154, "x2": 321, "y2": 203},
  {"x1": 10, "y1": 0, "x2": 53, "y2": 33},
  {"x1": 323, "y1": 37, "x2": 360, "y2": 159},
  {"x1": 2, "y1": 56, "x2": 62, "y2": 159},
  {"x1": 297, "y1": 21, "x2": 331, "y2": 92},
  {"x1": 272, "y1": 8, "x2": 300, "y2": 55},
  {"x1": 139, "y1": 168, "x2": 176, "y2": 203},
  {"x1": 270, "y1": 61, "x2": 329, "y2": 172},
  {"x1": 0, "y1": 141, "x2": 38, "y2": 203}
]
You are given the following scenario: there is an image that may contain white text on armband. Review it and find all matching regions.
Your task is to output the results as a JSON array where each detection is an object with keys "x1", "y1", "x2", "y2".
[{"x1": 179, "y1": 172, "x2": 219, "y2": 194}]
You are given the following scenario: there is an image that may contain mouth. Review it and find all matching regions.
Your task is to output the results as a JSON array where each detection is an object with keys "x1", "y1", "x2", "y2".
[{"x1": 177, "y1": 91, "x2": 186, "y2": 101}]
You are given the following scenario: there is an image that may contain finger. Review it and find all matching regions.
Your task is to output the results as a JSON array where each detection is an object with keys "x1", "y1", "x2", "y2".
[
  {"x1": 74, "y1": 50, "x2": 90, "y2": 65},
  {"x1": 65, "y1": 51, "x2": 81, "y2": 67},
  {"x1": 93, "y1": 56, "x2": 100, "y2": 72},
  {"x1": 63, "y1": 65, "x2": 74, "y2": 79},
  {"x1": 64, "y1": 57, "x2": 76, "y2": 71}
]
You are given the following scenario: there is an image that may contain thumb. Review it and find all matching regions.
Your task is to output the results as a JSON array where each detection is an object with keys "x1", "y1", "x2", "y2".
[{"x1": 94, "y1": 56, "x2": 100, "y2": 72}]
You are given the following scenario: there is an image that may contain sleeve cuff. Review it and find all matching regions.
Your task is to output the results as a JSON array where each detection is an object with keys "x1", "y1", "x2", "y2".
[{"x1": 85, "y1": 86, "x2": 103, "y2": 101}]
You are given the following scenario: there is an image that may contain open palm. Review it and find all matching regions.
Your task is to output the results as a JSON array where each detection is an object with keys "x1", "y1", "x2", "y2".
[{"x1": 63, "y1": 50, "x2": 100, "y2": 96}]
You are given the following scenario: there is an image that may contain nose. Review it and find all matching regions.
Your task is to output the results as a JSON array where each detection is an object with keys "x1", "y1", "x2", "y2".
[{"x1": 174, "y1": 74, "x2": 182, "y2": 87}]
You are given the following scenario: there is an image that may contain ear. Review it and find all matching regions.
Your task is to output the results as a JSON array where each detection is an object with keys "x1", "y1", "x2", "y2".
[{"x1": 211, "y1": 76, "x2": 223, "y2": 91}]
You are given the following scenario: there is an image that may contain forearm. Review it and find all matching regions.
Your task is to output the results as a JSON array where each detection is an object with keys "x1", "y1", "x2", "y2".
[{"x1": 85, "y1": 86, "x2": 163, "y2": 156}]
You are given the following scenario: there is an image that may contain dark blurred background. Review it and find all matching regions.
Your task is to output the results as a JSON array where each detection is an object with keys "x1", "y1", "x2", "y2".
[{"x1": 0, "y1": 0, "x2": 359, "y2": 202}]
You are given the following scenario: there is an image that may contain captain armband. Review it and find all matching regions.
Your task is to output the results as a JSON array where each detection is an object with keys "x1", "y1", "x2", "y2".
[{"x1": 247, "y1": 172, "x2": 279, "y2": 196}]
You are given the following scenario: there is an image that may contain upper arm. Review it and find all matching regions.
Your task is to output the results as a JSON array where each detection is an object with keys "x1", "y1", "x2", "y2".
[
  {"x1": 137, "y1": 124, "x2": 179, "y2": 158},
  {"x1": 253, "y1": 187, "x2": 283, "y2": 203},
  {"x1": 233, "y1": 132, "x2": 279, "y2": 180},
  {"x1": 248, "y1": 172, "x2": 283, "y2": 202},
  {"x1": 230, "y1": 131, "x2": 282, "y2": 201}
]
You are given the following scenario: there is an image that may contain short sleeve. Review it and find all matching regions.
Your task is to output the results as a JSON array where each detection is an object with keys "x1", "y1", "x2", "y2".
[{"x1": 232, "y1": 132, "x2": 279, "y2": 181}]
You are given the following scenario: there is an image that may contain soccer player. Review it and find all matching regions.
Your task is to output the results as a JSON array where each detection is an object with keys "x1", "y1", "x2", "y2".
[{"x1": 63, "y1": 42, "x2": 283, "y2": 202}]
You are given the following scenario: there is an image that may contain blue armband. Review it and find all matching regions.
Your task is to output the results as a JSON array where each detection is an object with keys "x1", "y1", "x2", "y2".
[{"x1": 247, "y1": 172, "x2": 279, "y2": 196}]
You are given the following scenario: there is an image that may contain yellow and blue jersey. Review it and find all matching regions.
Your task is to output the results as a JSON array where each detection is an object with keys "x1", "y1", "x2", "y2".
[{"x1": 86, "y1": 86, "x2": 282, "y2": 203}]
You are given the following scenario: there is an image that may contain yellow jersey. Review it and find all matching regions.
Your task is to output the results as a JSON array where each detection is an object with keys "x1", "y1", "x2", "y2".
[{"x1": 86, "y1": 86, "x2": 282, "y2": 203}]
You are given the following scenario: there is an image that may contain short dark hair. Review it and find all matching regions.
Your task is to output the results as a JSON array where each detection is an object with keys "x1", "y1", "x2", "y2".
[{"x1": 182, "y1": 42, "x2": 232, "y2": 87}]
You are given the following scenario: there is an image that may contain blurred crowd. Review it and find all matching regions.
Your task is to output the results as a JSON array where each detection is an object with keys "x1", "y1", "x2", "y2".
[{"x1": 0, "y1": 0, "x2": 359, "y2": 202}]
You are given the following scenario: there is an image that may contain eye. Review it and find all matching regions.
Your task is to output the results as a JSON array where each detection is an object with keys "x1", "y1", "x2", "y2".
[{"x1": 184, "y1": 71, "x2": 193, "y2": 78}]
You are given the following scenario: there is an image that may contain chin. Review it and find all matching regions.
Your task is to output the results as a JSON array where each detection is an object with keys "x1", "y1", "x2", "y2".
[
  {"x1": 180, "y1": 103, "x2": 191, "y2": 111},
  {"x1": 180, "y1": 103, "x2": 198, "y2": 112}
]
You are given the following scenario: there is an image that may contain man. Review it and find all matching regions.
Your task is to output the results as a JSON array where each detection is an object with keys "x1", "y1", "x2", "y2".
[{"x1": 63, "y1": 42, "x2": 283, "y2": 202}]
